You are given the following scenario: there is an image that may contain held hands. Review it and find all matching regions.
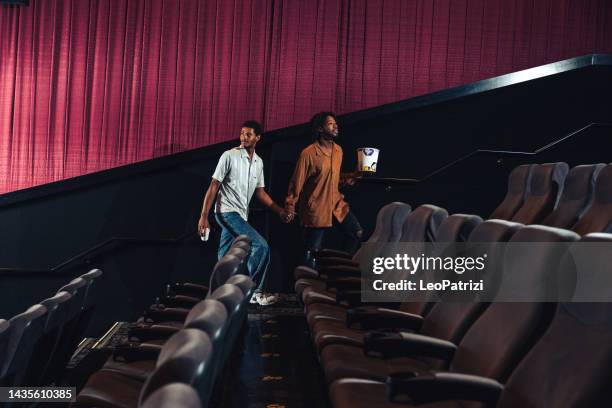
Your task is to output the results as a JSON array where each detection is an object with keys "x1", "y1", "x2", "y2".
[{"x1": 280, "y1": 209, "x2": 295, "y2": 224}]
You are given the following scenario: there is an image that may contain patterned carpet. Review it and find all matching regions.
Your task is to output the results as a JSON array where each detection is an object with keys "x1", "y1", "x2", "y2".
[{"x1": 225, "y1": 294, "x2": 331, "y2": 408}]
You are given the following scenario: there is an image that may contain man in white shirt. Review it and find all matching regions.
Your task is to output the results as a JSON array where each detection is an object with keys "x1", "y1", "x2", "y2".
[{"x1": 198, "y1": 121, "x2": 292, "y2": 305}]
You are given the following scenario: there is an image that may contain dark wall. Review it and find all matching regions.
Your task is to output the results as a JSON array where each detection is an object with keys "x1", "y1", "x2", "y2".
[{"x1": 1, "y1": 61, "x2": 611, "y2": 336}]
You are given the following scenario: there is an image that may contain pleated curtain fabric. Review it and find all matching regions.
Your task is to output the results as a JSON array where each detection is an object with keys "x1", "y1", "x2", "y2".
[{"x1": 0, "y1": 0, "x2": 611, "y2": 193}]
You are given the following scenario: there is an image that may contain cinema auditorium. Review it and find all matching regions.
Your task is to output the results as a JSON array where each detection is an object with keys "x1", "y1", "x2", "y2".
[{"x1": 1, "y1": 1, "x2": 612, "y2": 407}]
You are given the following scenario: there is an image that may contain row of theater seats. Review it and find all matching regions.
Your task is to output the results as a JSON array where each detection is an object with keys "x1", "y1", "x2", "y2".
[
  {"x1": 489, "y1": 162, "x2": 609, "y2": 231},
  {"x1": 73, "y1": 236, "x2": 255, "y2": 408},
  {"x1": 296, "y1": 162, "x2": 612, "y2": 407},
  {"x1": 0, "y1": 269, "x2": 102, "y2": 389}
]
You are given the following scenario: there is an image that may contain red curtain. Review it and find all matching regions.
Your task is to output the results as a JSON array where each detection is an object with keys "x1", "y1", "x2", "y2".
[{"x1": 1, "y1": 0, "x2": 611, "y2": 194}]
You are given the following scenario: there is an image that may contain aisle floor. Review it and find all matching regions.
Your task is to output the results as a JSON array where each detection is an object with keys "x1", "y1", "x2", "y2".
[{"x1": 224, "y1": 295, "x2": 331, "y2": 408}]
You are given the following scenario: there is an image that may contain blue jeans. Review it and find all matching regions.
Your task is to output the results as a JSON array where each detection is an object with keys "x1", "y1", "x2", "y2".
[{"x1": 215, "y1": 211, "x2": 270, "y2": 291}]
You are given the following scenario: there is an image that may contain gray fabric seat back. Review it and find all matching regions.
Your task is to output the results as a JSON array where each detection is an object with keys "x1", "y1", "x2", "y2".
[
  {"x1": 352, "y1": 202, "x2": 412, "y2": 264},
  {"x1": 225, "y1": 274, "x2": 255, "y2": 297},
  {"x1": 512, "y1": 162, "x2": 569, "y2": 224},
  {"x1": 398, "y1": 214, "x2": 483, "y2": 316},
  {"x1": 499, "y1": 301, "x2": 612, "y2": 408},
  {"x1": 572, "y1": 164, "x2": 612, "y2": 235},
  {"x1": 434, "y1": 214, "x2": 483, "y2": 244},
  {"x1": 451, "y1": 226, "x2": 579, "y2": 384},
  {"x1": 2, "y1": 304, "x2": 47, "y2": 386},
  {"x1": 490, "y1": 164, "x2": 533, "y2": 220},
  {"x1": 139, "y1": 329, "x2": 212, "y2": 406},
  {"x1": 22, "y1": 291, "x2": 74, "y2": 386},
  {"x1": 0, "y1": 320, "x2": 11, "y2": 383},
  {"x1": 208, "y1": 254, "x2": 242, "y2": 292},
  {"x1": 542, "y1": 164, "x2": 605, "y2": 228},
  {"x1": 80, "y1": 268, "x2": 103, "y2": 310},
  {"x1": 418, "y1": 220, "x2": 524, "y2": 352},
  {"x1": 184, "y1": 299, "x2": 228, "y2": 342},
  {"x1": 400, "y1": 204, "x2": 448, "y2": 243},
  {"x1": 139, "y1": 383, "x2": 201, "y2": 408},
  {"x1": 206, "y1": 283, "x2": 244, "y2": 315}
]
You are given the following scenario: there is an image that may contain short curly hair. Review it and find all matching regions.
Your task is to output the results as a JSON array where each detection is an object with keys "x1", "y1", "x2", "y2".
[{"x1": 309, "y1": 112, "x2": 337, "y2": 139}]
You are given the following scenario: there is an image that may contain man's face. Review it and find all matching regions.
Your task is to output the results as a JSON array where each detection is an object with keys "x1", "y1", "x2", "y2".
[
  {"x1": 320, "y1": 116, "x2": 338, "y2": 139},
  {"x1": 240, "y1": 127, "x2": 260, "y2": 148}
]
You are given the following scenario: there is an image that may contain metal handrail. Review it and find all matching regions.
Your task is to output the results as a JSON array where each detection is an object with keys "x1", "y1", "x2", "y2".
[{"x1": 359, "y1": 122, "x2": 612, "y2": 185}]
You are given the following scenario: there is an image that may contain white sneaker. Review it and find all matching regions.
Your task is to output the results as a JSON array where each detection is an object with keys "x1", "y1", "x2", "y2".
[
  {"x1": 249, "y1": 292, "x2": 261, "y2": 304},
  {"x1": 257, "y1": 293, "x2": 279, "y2": 306}
]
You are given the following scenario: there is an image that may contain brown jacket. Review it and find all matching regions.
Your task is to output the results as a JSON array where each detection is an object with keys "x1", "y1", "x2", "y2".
[{"x1": 285, "y1": 142, "x2": 350, "y2": 227}]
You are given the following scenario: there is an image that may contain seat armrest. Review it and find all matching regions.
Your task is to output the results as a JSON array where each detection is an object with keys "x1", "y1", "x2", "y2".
[
  {"x1": 327, "y1": 277, "x2": 362, "y2": 292},
  {"x1": 316, "y1": 249, "x2": 353, "y2": 259},
  {"x1": 347, "y1": 308, "x2": 423, "y2": 331},
  {"x1": 112, "y1": 343, "x2": 162, "y2": 362},
  {"x1": 317, "y1": 256, "x2": 360, "y2": 269},
  {"x1": 144, "y1": 306, "x2": 189, "y2": 323},
  {"x1": 128, "y1": 324, "x2": 180, "y2": 342},
  {"x1": 386, "y1": 372, "x2": 503, "y2": 406},
  {"x1": 363, "y1": 332, "x2": 457, "y2": 361},
  {"x1": 335, "y1": 289, "x2": 363, "y2": 307},
  {"x1": 336, "y1": 290, "x2": 399, "y2": 309},
  {"x1": 160, "y1": 295, "x2": 200, "y2": 309},
  {"x1": 168, "y1": 282, "x2": 208, "y2": 298},
  {"x1": 294, "y1": 266, "x2": 320, "y2": 280}
]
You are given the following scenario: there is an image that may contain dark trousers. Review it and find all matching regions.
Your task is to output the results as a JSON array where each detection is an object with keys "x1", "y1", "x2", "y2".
[{"x1": 302, "y1": 210, "x2": 363, "y2": 267}]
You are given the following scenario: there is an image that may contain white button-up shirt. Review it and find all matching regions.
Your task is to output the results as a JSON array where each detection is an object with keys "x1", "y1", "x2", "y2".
[{"x1": 212, "y1": 147, "x2": 265, "y2": 221}]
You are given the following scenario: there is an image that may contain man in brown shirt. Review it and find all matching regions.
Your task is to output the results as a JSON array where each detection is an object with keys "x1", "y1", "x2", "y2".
[{"x1": 285, "y1": 112, "x2": 363, "y2": 267}]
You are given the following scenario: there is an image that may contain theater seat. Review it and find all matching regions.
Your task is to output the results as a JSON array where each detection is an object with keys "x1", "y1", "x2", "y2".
[
  {"x1": 225, "y1": 274, "x2": 256, "y2": 298},
  {"x1": 22, "y1": 291, "x2": 75, "y2": 386},
  {"x1": 572, "y1": 163, "x2": 612, "y2": 235},
  {"x1": 320, "y1": 224, "x2": 577, "y2": 385},
  {"x1": 328, "y1": 227, "x2": 585, "y2": 408},
  {"x1": 140, "y1": 383, "x2": 201, "y2": 408},
  {"x1": 75, "y1": 329, "x2": 212, "y2": 408},
  {"x1": 108, "y1": 299, "x2": 228, "y2": 382},
  {"x1": 329, "y1": 301, "x2": 612, "y2": 408},
  {"x1": 300, "y1": 204, "x2": 447, "y2": 308},
  {"x1": 38, "y1": 270, "x2": 104, "y2": 386},
  {"x1": 1, "y1": 304, "x2": 47, "y2": 386},
  {"x1": 511, "y1": 162, "x2": 569, "y2": 224},
  {"x1": 496, "y1": 302, "x2": 612, "y2": 407},
  {"x1": 43, "y1": 277, "x2": 90, "y2": 385},
  {"x1": 0, "y1": 320, "x2": 11, "y2": 380},
  {"x1": 306, "y1": 214, "x2": 483, "y2": 349},
  {"x1": 541, "y1": 164, "x2": 605, "y2": 228},
  {"x1": 206, "y1": 283, "x2": 247, "y2": 373},
  {"x1": 306, "y1": 213, "x2": 491, "y2": 331},
  {"x1": 81, "y1": 269, "x2": 103, "y2": 307},
  {"x1": 489, "y1": 164, "x2": 533, "y2": 220},
  {"x1": 156, "y1": 248, "x2": 247, "y2": 310},
  {"x1": 144, "y1": 279, "x2": 244, "y2": 326},
  {"x1": 166, "y1": 235, "x2": 251, "y2": 300},
  {"x1": 294, "y1": 202, "x2": 412, "y2": 296},
  {"x1": 324, "y1": 202, "x2": 411, "y2": 262},
  {"x1": 76, "y1": 268, "x2": 104, "y2": 333},
  {"x1": 211, "y1": 247, "x2": 248, "y2": 282}
]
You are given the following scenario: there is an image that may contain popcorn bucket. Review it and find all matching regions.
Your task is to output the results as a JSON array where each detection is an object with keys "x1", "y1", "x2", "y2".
[{"x1": 357, "y1": 147, "x2": 380, "y2": 172}]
